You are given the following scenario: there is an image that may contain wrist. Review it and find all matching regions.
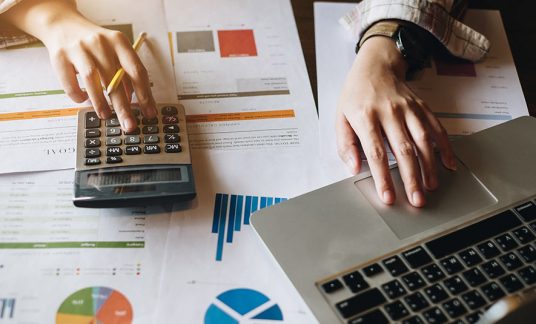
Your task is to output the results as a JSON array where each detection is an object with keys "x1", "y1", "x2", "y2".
[{"x1": 356, "y1": 36, "x2": 408, "y2": 79}]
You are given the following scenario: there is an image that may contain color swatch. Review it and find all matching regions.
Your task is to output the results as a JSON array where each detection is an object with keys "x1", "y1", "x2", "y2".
[
  {"x1": 217, "y1": 30, "x2": 258, "y2": 57},
  {"x1": 177, "y1": 31, "x2": 215, "y2": 53}
]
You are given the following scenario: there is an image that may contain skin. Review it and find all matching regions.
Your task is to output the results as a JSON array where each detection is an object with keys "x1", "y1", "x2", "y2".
[
  {"x1": 0, "y1": 0, "x2": 156, "y2": 132},
  {"x1": 336, "y1": 36, "x2": 457, "y2": 207}
]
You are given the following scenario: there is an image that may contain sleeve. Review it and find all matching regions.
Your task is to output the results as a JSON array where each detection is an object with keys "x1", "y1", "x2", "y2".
[
  {"x1": 0, "y1": 0, "x2": 39, "y2": 50},
  {"x1": 339, "y1": 0, "x2": 490, "y2": 62}
]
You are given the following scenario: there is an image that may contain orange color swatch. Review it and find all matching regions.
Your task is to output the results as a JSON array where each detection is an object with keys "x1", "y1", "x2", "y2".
[
  {"x1": 218, "y1": 29, "x2": 257, "y2": 58},
  {"x1": 0, "y1": 107, "x2": 80, "y2": 122},
  {"x1": 186, "y1": 109, "x2": 295, "y2": 123}
]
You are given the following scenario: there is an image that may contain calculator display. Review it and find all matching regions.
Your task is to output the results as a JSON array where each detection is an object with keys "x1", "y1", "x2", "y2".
[{"x1": 80, "y1": 167, "x2": 188, "y2": 190}]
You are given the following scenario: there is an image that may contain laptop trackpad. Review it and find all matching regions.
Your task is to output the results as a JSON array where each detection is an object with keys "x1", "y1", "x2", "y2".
[{"x1": 355, "y1": 160, "x2": 497, "y2": 240}]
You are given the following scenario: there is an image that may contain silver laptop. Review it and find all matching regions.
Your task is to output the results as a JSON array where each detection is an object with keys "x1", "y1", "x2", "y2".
[{"x1": 251, "y1": 116, "x2": 536, "y2": 324}]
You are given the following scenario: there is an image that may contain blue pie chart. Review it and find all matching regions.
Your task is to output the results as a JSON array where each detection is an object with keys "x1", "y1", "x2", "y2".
[{"x1": 205, "y1": 288, "x2": 284, "y2": 324}]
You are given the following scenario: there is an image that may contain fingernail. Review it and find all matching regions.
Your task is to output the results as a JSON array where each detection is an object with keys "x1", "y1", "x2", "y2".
[
  {"x1": 449, "y1": 158, "x2": 457, "y2": 170},
  {"x1": 346, "y1": 155, "x2": 357, "y2": 171},
  {"x1": 124, "y1": 118, "x2": 135, "y2": 131},
  {"x1": 383, "y1": 190, "x2": 394, "y2": 204},
  {"x1": 412, "y1": 191, "x2": 425, "y2": 207}
]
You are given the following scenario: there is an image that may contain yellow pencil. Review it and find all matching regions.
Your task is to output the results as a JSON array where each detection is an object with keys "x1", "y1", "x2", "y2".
[{"x1": 106, "y1": 31, "x2": 147, "y2": 94}]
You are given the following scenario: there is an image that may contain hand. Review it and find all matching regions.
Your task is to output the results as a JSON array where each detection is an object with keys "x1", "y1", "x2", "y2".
[
  {"x1": 336, "y1": 37, "x2": 457, "y2": 207},
  {"x1": 1, "y1": 0, "x2": 156, "y2": 132}
]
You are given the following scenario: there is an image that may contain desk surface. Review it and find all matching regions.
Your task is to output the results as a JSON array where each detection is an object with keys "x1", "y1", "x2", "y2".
[{"x1": 291, "y1": 0, "x2": 536, "y2": 117}]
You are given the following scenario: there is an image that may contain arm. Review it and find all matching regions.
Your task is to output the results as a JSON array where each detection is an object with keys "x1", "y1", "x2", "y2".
[{"x1": 0, "y1": 0, "x2": 156, "y2": 132}]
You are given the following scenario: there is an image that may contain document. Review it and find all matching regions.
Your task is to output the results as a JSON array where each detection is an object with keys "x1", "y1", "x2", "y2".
[
  {"x1": 314, "y1": 3, "x2": 529, "y2": 184},
  {"x1": 0, "y1": 170, "x2": 170, "y2": 323},
  {"x1": 0, "y1": 0, "x2": 177, "y2": 174}
]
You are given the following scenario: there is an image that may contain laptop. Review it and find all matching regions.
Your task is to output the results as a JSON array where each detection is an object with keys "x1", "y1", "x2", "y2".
[{"x1": 251, "y1": 116, "x2": 536, "y2": 324}]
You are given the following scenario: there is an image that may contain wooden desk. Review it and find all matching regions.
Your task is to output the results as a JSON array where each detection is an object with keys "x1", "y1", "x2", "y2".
[{"x1": 291, "y1": 0, "x2": 536, "y2": 117}]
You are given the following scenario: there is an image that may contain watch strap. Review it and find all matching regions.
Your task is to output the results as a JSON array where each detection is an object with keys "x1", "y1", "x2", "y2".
[{"x1": 356, "y1": 21, "x2": 400, "y2": 54}]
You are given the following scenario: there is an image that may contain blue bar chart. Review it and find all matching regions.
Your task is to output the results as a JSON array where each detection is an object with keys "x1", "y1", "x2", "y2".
[
  {"x1": 0, "y1": 298, "x2": 15, "y2": 319},
  {"x1": 212, "y1": 193, "x2": 286, "y2": 261}
]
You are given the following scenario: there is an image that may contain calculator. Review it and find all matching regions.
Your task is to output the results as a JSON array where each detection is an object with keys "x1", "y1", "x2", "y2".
[{"x1": 73, "y1": 104, "x2": 196, "y2": 207}]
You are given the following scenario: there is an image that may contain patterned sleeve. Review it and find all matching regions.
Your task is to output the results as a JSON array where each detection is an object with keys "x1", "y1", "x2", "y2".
[
  {"x1": 0, "y1": 0, "x2": 39, "y2": 50},
  {"x1": 340, "y1": 0, "x2": 490, "y2": 62}
]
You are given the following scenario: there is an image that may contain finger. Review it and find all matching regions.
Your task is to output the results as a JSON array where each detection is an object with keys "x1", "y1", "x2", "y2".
[
  {"x1": 348, "y1": 111, "x2": 395, "y2": 204},
  {"x1": 336, "y1": 108, "x2": 361, "y2": 174},
  {"x1": 122, "y1": 76, "x2": 134, "y2": 103},
  {"x1": 382, "y1": 112, "x2": 425, "y2": 207},
  {"x1": 50, "y1": 51, "x2": 88, "y2": 103},
  {"x1": 110, "y1": 31, "x2": 157, "y2": 118},
  {"x1": 405, "y1": 105, "x2": 438, "y2": 191},
  {"x1": 421, "y1": 105, "x2": 457, "y2": 171}
]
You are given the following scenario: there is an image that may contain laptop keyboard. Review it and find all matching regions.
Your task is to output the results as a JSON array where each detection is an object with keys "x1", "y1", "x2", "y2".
[{"x1": 319, "y1": 199, "x2": 536, "y2": 324}]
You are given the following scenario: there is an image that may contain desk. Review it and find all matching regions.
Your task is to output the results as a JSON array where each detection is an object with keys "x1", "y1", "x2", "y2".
[{"x1": 291, "y1": 0, "x2": 536, "y2": 117}]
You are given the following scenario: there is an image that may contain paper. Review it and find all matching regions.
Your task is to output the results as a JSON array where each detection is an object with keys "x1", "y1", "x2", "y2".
[
  {"x1": 0, "y1": 170, "x2": 171, "y2": 323},
  {"x1": 0, "y1": 0, "x2": 177, "y2": 174},
  {"x1": 314, "y1": 2, "x2": 529, "y2": 184}
]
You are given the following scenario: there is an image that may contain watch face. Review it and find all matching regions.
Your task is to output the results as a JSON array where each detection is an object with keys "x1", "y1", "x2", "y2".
[{"x1": 396, "y1": 27, "x2": 430, "y2": 69}]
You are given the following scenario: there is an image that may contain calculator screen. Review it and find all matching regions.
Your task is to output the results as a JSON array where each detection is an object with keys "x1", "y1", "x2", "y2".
[{"x1": 80, "y1": 167, "x2": 186, "y2": 190}]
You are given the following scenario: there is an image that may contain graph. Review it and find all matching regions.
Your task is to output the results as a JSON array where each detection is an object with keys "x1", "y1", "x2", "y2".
[
  {"x1": 0, "y1": 298, "x2": 15, "y2": 319},
  {"x1": 56, "y1": 287, "x2": 133, "y2": 324},
  {"x1": 212, "y1": 193, "x2": 286, "y2": 261},
  {"x1": 205, "y1": 288, "x2": 283, "y2": 324}
]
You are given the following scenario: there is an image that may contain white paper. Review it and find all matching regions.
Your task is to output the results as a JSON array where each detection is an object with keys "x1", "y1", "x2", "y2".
[
  {"x1": 314, "y1": 3, "x2": 529, "y2": 184},
  {"x1": 0, "y1": 170, "x2": 171, "y2": 323}
]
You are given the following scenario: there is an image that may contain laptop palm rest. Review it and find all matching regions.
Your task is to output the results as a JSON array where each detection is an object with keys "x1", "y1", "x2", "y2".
[{"x1": 355, "y1": 159, "x2": 497, "y2": 240}]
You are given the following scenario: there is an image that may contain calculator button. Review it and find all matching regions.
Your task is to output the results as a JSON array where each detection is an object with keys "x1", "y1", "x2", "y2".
[
  {"x1": 106, "y1": 137, "x2": 122, "y2": 146},
  {"x1": 85, "y1": 149, "x2": 101, "y2": 158},
  {"x1": 165, "y1": 144, "x2": 182, "y2": 153},
  {"x1": 125, "y1": 146, "x2": 142, "y2": 155},
  {"x1": 161, "y1": 105, "x2": 178, "y2": 115},
  {"x1": 164, "y1": 134, "x2": 180, "y2": 143},
  {"x1": 85, "y1": 138, "x2": 101, "y2": 148},
  {"x1": 125, "y1": 127, "x2": 140, "y2": 135},
  {"x1": 85, "y1": 129, "x2": 100, "y2": 138},
  {"x1": 142, "y1": 126, "x2": 159, "y2": 134},
  {"x1": 162, "y1": 115, "x2": 179, "y2": 124},
  {"x1": 106, "y1": 156, "x2": 123, "y2": 164},
  {"x1": 163, "y1": 125, "x2": 179, "y2": 133},
  {"x1": 131, "y1": 109, "x2": 140, "y2": 116},
  {"x1": 144, "y1": 135, "x2": 160, "y2": 144},
  {"x1": 142, "y1": 117, "x2": 158, "y2": 125},
  {"x1": 85, "y1": 158, "x2": 101, "y2": 165},
  {"x1": 106, "y1": 127, "x2": 121, "y2": 136},
  {"x1": 125, "y1": 135, "x2": 141, "y2": 145},
  {"x1": 106, "y1": 147, "x2": 123, "y2": 156},
  {"x1": 105, "y1": 117, "x2": 120, "y2": 127},
  {"x1": 85, "y1": 112, "x2": 100, "y2": 128},
  {"x1": 144, "y1": 145, "x2": 160, "y2": 154}
]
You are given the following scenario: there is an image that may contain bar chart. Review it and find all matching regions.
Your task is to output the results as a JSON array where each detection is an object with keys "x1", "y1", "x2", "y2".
[{"x1": 0, "y1": 298, "x2": 15, "y2": 319}]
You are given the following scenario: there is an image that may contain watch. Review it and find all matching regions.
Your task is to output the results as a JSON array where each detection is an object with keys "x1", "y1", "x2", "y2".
[{"x1": 356, "y1": 21, "x2": 430, "y2": 74}]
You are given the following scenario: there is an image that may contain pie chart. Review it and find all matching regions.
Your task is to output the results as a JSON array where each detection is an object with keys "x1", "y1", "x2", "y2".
[
  {"x1": 56, "y1": 287, "x2": 133, "y2": 324},
  {"x1": 205, "y1": 288, "x2": 283, "y2": 324}
]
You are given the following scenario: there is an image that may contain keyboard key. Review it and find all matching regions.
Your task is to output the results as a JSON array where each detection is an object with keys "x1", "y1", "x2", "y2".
[
  {"x1": 143, "y1": 135, "x2": 160, "y2": 144},
  {"x1": 443, "y1": 276, "x2": 468, "y2": 295},
  {"x1": 164, "y1": 134, "x2": 180, "y2": 143},
  {"x1": 106, "y1": 127, "x2": 121, "y2": 136},
  {"x1": 105, "y1": 117, "x2": 120, "y2": 127},
  {"x1": 424, "y1": 284, "x2": 449, "y2": 303},
  {"x1": 481, "y1": 260, "x2": 505, "y2": 278},
  {"x1": 382, "y1": 279, "x2": 407, "y2": 299},
  {"x1": 382, "y1": 256, "x2": 409, "y2": 277},
  {"x1": 402, "y1": 246, "x2": 433, "y2": 268},
  {"x1": 106, "y1": 147, "x2": 122, "y2": 156},
  {"x1": 85, "y1": 129, "x2": 100, "y2": 137},
  {"x1": 142, "y1": 126, "x2": 159, "y2": 134},
  {"x1": 85, "y1": 149, "x2": 101, "y2": 158},
  {"x1": 518, "y1": 266, "x2": 536, "y2": 284},
  {"x1": 384, "y1": 300, "x2": 409, "y2": 320},
  {"x1": 165, "y1": 144, "x2": 182, "y2": 153},
  {"x1": 85, "y1": 158, "x2": 100, "y2": 165},
  {"x1": 125, "y1": 135, "x2": 141, "y2": 145},
  {"x1": 499, "y1": 274, "x2": 524, "y2": 293},
  {"x1": 425, "y1": 210, "x2": 521, "y2": 259},
  {"x1": 404, "y1": 292, "x2": 429, "y2": 312},
  {"x1": 144, "y1": 145, "x2": 160, "y2": 154},
  {"x1": 441, "y1": 256, "x2": 465, "y2": 274},
  {"x1": 106, "y1": 137, "x2": 121, "y2": 146},
  {"x1": 512, "y1": 226, "x2": 535, "y2": 244},
  {"x1": 499, "y1": 252, "x2": 523, "y2": 270},
  {"x1": 163, "y1": 125, "x2": 179, "y2": 133},
  {"x1": 466, "y1": 311, "x2": 483, "y2": 324},
  {"x1": 477, "y1": 241, "x2": 501, "y2": 259},
  {"x1": 402, "y1": 316, "x2": 424, "y2": 324},
  {"x1": 422, "y1": 307, "x2": 448, "y2": 324},
  {"x1": 85, "y1": 111, "x2": 100, "y2": 128},
  {"x1": 336, "y1": 288, "x2": 387, "y2": 319},
  {"x1": 518, "y1": 245, "x2": 536, "y2": 262},
  {"x1": 495, "y1": 233, "x2": 518, "y2": 251},
  {"x1": 125, "y1": 146, "x2": 141, "y2": 155},
  {"x1": 401, "y1": 272, "x2": 426, "y2": 291},
  {"x1": 461, "y1": 290, "x2": 486, "y2": 310},
  {"x1": 458, "y1": 248, "x2": 482, "y2": 267},
  {"x1": 342, "y1": 271, "x2": 369, "y2": 294},
  {"x1": 421, "y1": 264, "x2": 446, "y2": 283},
  {"x1": 462, "y1": 268, "x2": 487, "y2": 287},
  {"x1": 515, "y1": 201, "x2": 536, "y2": 222},
  {"x1": 362, "y1": 263, "x2": 383, "y2": 277},
  {"x1": 161, "y1": 105, "x2": 178, "y2": 115},
  {"x1": 442, "y1": 298, "x2": 467, "y2": 318},
  {"x1": 142, "y1": 117, "x2": 158, "y2": 125},
  {"x1": 124, "y1": 127, "x2": 140, "y2": 135},
  {"x1": 321, "y1": 279, "x2": 343, "y2": 294},
  {"x1": 348, "y1": 309, "x2": 389, "y2": 324},
  {"x1": 106, "y1": 156, "x2": 122, "y2": 164},
  {"x1": 162, "y1": 115, "x2": 179, "y2": 124},
  {"x1": 480, "y1": 282, "x2": 505, "y2": 301},
  {"x1": 85, "y1": 138, "x2": 100, "y2": 148}
]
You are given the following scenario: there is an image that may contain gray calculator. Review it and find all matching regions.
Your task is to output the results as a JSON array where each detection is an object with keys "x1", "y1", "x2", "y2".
[{"x1": 73, "y1": 104, "x2": 196, "y2": 208}]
